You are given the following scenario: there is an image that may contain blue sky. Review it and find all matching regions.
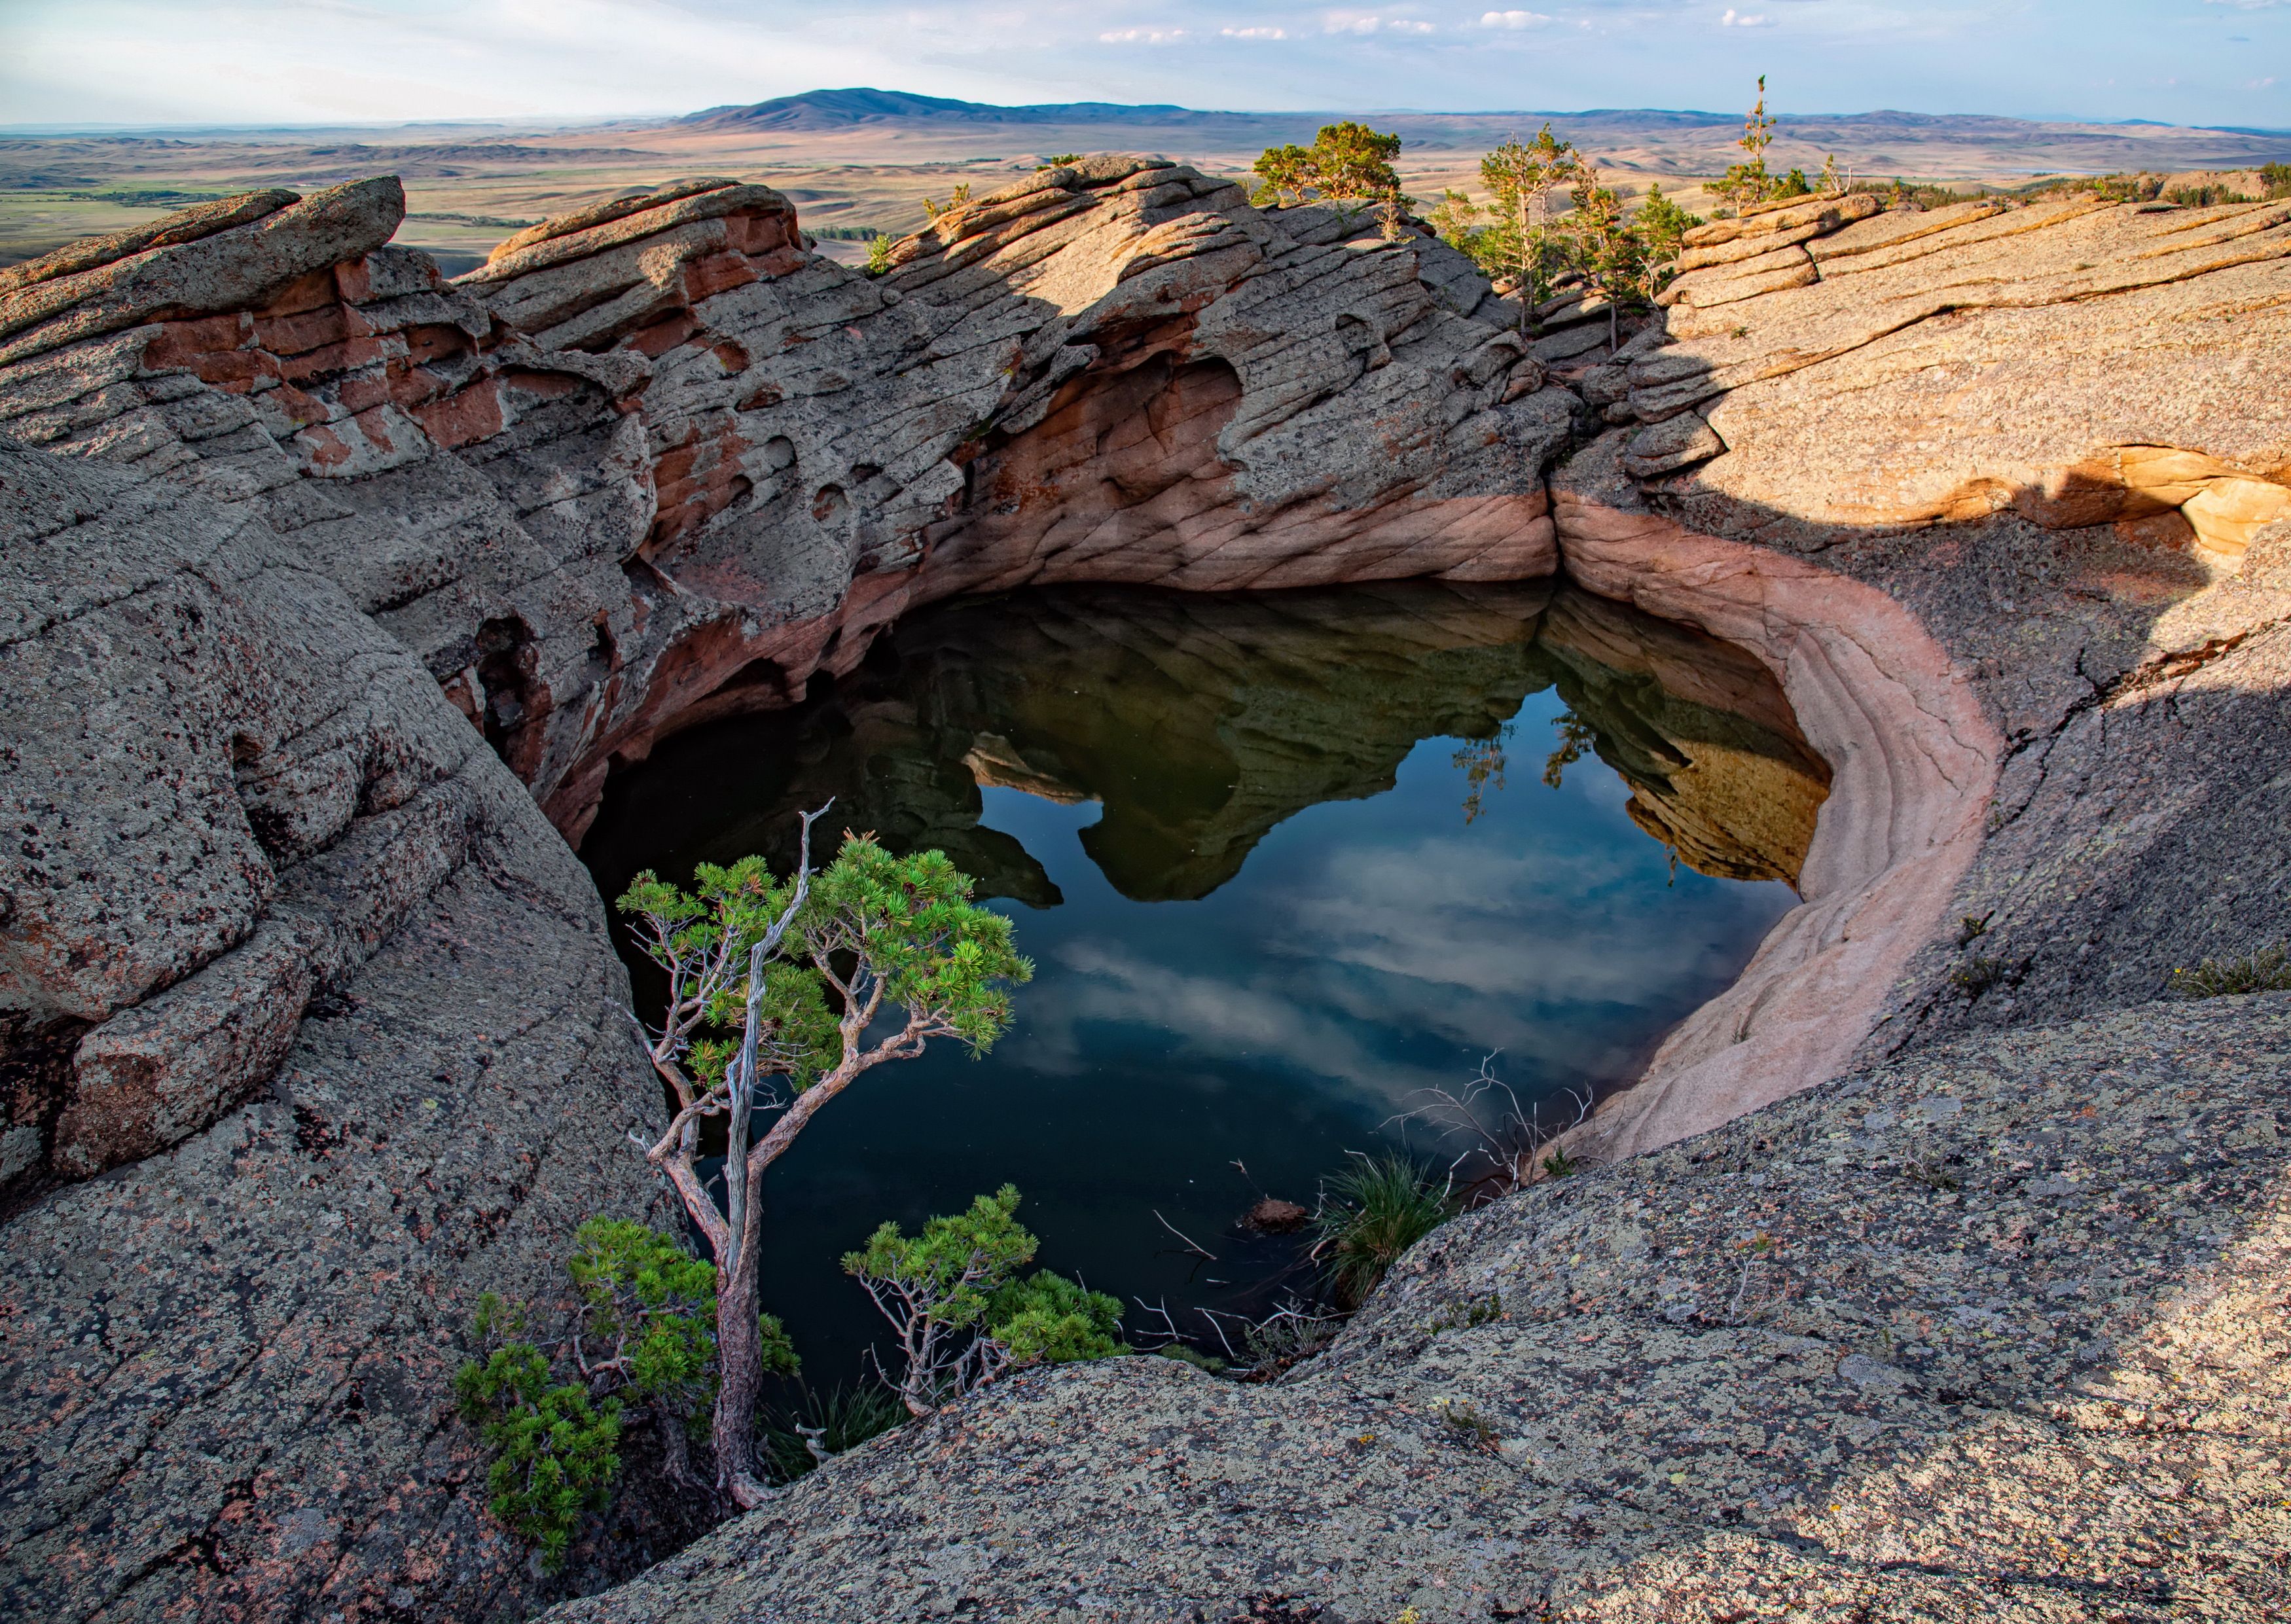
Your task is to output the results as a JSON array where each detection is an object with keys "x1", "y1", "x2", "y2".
[{"x1": 2, "y1": 1, "x2": 2283, "y2": 129}]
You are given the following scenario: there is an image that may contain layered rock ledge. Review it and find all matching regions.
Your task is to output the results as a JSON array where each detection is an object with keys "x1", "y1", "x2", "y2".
[{"x1": 1, "y1": 163, "x2": 2287, "y2": 1622}]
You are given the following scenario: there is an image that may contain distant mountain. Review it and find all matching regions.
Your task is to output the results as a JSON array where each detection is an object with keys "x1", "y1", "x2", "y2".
[
  {"x1": 670, "y1": 94, "x2": 2291, "y2": 172},
  {"x1": 681, "y1": 88, "x2": 1208, "y2": 132}
]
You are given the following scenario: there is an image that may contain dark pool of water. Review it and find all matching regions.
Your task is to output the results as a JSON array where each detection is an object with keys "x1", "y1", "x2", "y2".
[{"x1": 579, "y1": 579, "x2": 1828, "y2": 1384}]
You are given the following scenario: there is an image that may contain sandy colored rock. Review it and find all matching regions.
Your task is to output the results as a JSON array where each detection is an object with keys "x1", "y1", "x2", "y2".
[
  {"x1": 1661, "y1": 252, "x2": 1818, "y2": 308},
  {"x1": 0, "y1": 188, "x2": 300, "y2": 298},
  {"x1": 484, "y1": 175, "x2": 743, "y2": 264},
  {"x1": 7, "y1": 147, "x2": 2291, "y2": 1624},
  {"x1": 0, "y1": 177, "x2": 406, "y2": 364},
  {"x1": 1677, "y1": 190, "x2": 1881, "y2": 249},
  {"x1": 1620, "y1": 410, "x2": 1724, "y2": 478},
  {"x1": 1805, "y1": 197, "x2": 2006, "y2": 261},
  {"x1": 1673, "y1": 218, "x2": 1823, "y2": 274}
]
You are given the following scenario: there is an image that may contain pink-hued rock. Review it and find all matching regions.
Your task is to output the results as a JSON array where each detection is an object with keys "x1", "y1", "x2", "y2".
[
  {"x1": 0, "y1": 178, "x2": 407, "y2": 365},
  {"x1": 1548, "y1": 438, "x2": 2002, "y2": 1160},
  {"x1": 10, "y1": 156, "x2": 2291, "y2": 1624}
]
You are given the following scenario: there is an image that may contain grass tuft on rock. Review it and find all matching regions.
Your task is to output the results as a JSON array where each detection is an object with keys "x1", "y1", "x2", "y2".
[
  {"x1": 1314, "y1": 1155, "x2": 1455, "y2": 1307},
  {"x1": 2172, "y1": 945, "x2": 2291, "y2": 998},
  {"x1": 761, "y1": 1383, "x2": 907, "y2": 1482}
]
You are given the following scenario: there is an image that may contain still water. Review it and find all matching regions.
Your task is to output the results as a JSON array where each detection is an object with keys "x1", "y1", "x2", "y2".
[{"x1": 579, "y1": 579, "x2": 1829, "y2": 1381}]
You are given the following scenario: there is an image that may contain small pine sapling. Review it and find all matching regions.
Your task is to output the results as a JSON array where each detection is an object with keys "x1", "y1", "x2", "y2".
[
  {"x1": 922, "y1": 182, "x2": 973, "y2": 220},
  {"x1": 1425, "y1": 189, "x2": 1486, "y2": 259},
  {"x1": 1629, "y1": 183, "x2": 1703, "y2": 301},
  {"x1": 844, "y1": 1185, "x2": 1125, "y2": 1416},
  {"x1": 454, "y1": 1301, "x2": 623, "y2": 1570},
  {"x1": 1566, "y1": 164, "x2": 1646, "y2": 346},
  {"x1": 1711, "y1": 75, "x2": 1779, "y2": 209},
  {"x1": 1477, "y1": 124, "x2": 1586, "y2": 328}
]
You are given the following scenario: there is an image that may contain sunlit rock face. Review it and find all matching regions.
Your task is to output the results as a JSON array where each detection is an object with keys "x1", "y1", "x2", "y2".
[{"x1": 577, "y1": 580, "x2": 1830, "y2": 911}]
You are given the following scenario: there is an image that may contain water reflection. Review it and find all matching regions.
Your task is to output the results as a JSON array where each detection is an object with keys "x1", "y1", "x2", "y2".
[
  {"x1": 588, "y1": 581, "x2": 1827, "y2": 909},
  {"x1": 580, "y1": 580, "x2": 1829, "y2": 1379}
]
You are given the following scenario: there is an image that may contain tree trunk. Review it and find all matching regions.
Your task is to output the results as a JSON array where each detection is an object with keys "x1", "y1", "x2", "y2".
[
  {"x1": 656, "y1": 1402, "x2": 706, "y2": 1491},
  {"x1": 711, "y1": 1257, "x2": 772, "y2": 1508}
]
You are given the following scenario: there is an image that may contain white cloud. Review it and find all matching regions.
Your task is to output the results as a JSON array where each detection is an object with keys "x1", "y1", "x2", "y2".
[
  {"x1": 1326, "y1": 12, "x2": 1435, "y2": 34},
  {"x1": 1481, "y1": 10, "x2": 1554, "y2": 26},
  {"x1": 1100, "y1": 26, "x2": 1189, "y2": 43},
  {"x1": 1221, "y1": 24, "x2": 1289, "y2": 38},
  {"x1": 1721, "y1": 7, "x2": 1769, "y2": 23}
]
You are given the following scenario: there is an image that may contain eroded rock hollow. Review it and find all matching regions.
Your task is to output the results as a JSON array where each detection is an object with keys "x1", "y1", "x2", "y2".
[{"x1": 2, "y1": 162, "x2": 2287, "y2": 1622}]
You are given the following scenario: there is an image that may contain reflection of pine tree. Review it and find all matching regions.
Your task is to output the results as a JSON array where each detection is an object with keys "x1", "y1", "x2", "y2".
[
  {"x1": 1541, "y1": 711, "x2": 1597, "y2": 790},
  {"x1": 1452, "y1": 724, "x2": 1514, "y2": 824}
]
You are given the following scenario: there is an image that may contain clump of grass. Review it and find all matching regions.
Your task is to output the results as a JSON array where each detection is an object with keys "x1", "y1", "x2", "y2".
[
  {"x1": 2172, "y1": 945, "x2": 2291, "y2": 999},
  {"x1": 1312, "y1": 1156, "x2": 1455, "y2": 1307},
  {"x1": 1433, "y1": 1396, "x2": 1502, "y2": 1449},
  {"x1": 1952, "y1": 954, "x2": 2009, "y2": 995},
  {"x1": 761, "y1": 1383, "x2": 905, "y2": 1483}
]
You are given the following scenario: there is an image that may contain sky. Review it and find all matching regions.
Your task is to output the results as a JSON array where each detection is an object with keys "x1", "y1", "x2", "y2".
[{"x1": 1, "y1": 1, "x2": 2284, "y2": 131}]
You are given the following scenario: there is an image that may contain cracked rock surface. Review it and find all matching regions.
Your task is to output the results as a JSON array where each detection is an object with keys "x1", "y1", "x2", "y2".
[
  {"x1": 0, "y1": 444, "x2": 663, "y2": 1621},
  {"x1": 552, "y1": 1000, "x2": 2290, "y2": 1623}
]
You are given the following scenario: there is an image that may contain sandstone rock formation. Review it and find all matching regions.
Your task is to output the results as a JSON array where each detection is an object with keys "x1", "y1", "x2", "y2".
[
  {"x1": 536, "y1": 183, "x2": 2290, "y2": 1623},
  {"x1": 3, "y1": 156, "x2": 2288, "y2": 1624},
  {"x1": 0, "y1": 160, "x2": 1580, "y2": 1623},
  {"x1": 0, "y1": 443, "x2": 664, "y2": 1622},
  {"x1": 0, "y1": 164, "x2": 1573, "y2": 845}
]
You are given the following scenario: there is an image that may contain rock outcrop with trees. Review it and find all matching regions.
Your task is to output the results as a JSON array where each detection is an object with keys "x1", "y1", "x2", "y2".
[{"x1": 1, "y1": 135, "x2": 2287, "y2": 1621}]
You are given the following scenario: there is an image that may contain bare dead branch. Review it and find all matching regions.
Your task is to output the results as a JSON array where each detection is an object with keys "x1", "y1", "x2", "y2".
[{"x1": 1151, "y1": 1208, "x2": 1219, "y2": 1261}]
